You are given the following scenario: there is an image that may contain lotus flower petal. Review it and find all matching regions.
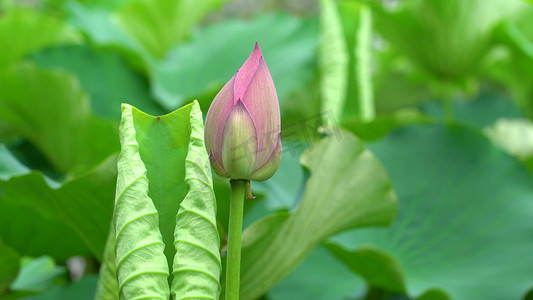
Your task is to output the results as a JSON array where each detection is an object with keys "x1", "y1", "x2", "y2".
[
  {"x1": 241, "y1": 56, "x2": 280, "y2": 166},
  {"x1": 209, "y1": 151, "x2": 229, "y2": 178},
  {"x1": 205, "y1": 76, "x2": 236, "y2": 173},
  {"x1": 234, "y1": 42, "x2": 263, "y2": 104},
  {"x1": 249, "y1": 139, "x2": 282, "y2": 181},
  {"x1": 221, "y1": 100, "x2": 258, "y2": 179}
]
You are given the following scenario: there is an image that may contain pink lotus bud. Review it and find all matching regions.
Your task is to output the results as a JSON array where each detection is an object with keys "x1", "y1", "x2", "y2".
[{"x1": 205, "y1": 42, "x2": 281, "y2": 181}]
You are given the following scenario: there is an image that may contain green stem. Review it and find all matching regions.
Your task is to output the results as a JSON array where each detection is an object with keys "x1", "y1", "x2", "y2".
[{"x1": 225, "y1": 179, "x2": 246, "y2": 300}]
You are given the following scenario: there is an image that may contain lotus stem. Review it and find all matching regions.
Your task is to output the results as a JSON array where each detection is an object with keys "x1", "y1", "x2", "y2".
[{"x1": 225, "y1": 179, "x2": 246, "y2": 300}]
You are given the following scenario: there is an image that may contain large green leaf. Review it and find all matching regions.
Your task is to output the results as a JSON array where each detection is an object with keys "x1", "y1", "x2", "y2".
[
  {"x1": 111, "y1": 104, "x2": 169, "y2": 299},
  {"x1": 0, "y1": 155, "x2": 117, "y2": 260},
  {"x1": 252, "y1": 150, "x2": 305, "y2": 211},
  {"x1": 152, "y1": 14, "x2": 318, "y2": 110},
  {"x1": 343, "y1": 109, "x2": 433, "y2": 141},
  {"x1": 0, "y1": 63, "x2": 119, "y2": 175},
  {"x1": 371, "y1": 0, "x2": 525, "y2": 78},
  {"x1": 327, "y1": 244, "x2": 405, "y2": 293},
  {"x1": 171, "y1": 101, "x2": 221, "y2": 299},
  {"x1": 525, "y1": 290, "x2": 533, "y2": 300},
  {"x1": 492, "y1": 6, "x2": 533, "y2": 59},
  {"x1": 419, "y1": 94, "x2": 533, "y2": 174},
  {"x1": 116, "y1": 0, "x2": 229, "y2": 58},
  {"x1": 67, "y1": 0, "x2": 229, "y2": 70},
  {"x1": 66, "y1": 2, "x2": 152, "y2": 72},
  {"x1": 95, "y1": 230, "x2": 118, "y2": 300},
  {"x1": 417, "y1": 289, "x2": 451, "y2": 300},
  {"x1": 0, "y1": 146, "x2": 90, "y2": 260},
  {"x1": 0, "y1": 200, "x2": 91, "y2": 262},
  {"x1": 30, "y1": 45, "x2": 164, "y2": 120},
  {"x1": 96, "y1": 101, "x2": 220, "y2": 299},
  {"x1": 130, "y1": 106, "x2": 189, "y2": 268},
  {"x1": 0, "y1": 146, "x2": 91, "y2": 261},
  {"x1": 329, "y1": 124, "x2": 533, "y2": 299},
  {"x1": 488, "y1": 7, "x2": 533, "y2": 118},
  {"x1": 10, "y1": 256, "x2": 65, "y2": 292},
  {"x1": 0, "y1": 9, "x2": 79, "y2": 68},
  {"x1": 238, "y1": 130, "x2": 397, "y2": 299},
  {"x1": 0, "y1": 145, "x2": 30, "y2": 181},
  {"x1": 0, "y1": 246, "x2": 19, "y2": 295},
  {"x1": 23, "y1": 275, "x2": 98, "y2": 300},
  {"x1": 420, "y1": 94, "x2": 522, "y2": 129},
  {"x1": 372, "y1": 46, "x2": 432, "y2": 114},
  {"x1": 267, "y1": 246, "x2": 364, "y2": 300}
]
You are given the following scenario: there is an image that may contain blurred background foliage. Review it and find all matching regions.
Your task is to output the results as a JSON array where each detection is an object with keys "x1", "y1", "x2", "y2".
[{"x1": 0, "y1": 0, "x2": 533, "y2": 299}]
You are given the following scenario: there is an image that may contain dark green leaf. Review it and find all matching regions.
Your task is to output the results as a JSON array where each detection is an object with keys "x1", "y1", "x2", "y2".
[
  {"x1": 10, "y1": 256, "x2": 64, "y2": 292},
  {"x1": 420, "y1": 94, "x2": 522, "y2": 129},
  {"x1": 342, "y1": 109, "x2": 433, "y2": 141},
  {"x1": 23, "y1": 275, "x2": 98, "y2": 300},
  {"x1": 0, "y1": 145, "x2": 89, "y2": 261},
  {"x1": 0, "y1": 246, "x2": 20, "y2": 294},
  {"x1": 66, "y1": 2, "x2": 152, "y2": 72},
  {"x1": 0, "y1": 142, "x2": 91, "y2": 261},
  {"x1": 0, "y1": 145, "x2": 30, "y2": 181},
  {"x1": 372, "y1": 0, "x2": 524, "y2": 77},
  {"x1": 252, "y1": 151, "x2": 304, "y2": 211},
  {"x1": 0, "y1": 9, "x2": 79, "y2": 68},
  {"x1": 115, "y1": 0, "x2": 229, "y2": 58},
  {"x1": 0, "y1": 156, "x2": 117, "y2": 260},
  {"x1": 417, "y1": 289, "x2": 451, "y2": 300},
  {"x1": 0, "y1": 63, "x2": 119, "y2": 175},
  {"x1": 239, "y1": 130, "x2": 397, "y2": 299},
  {"x1": 0, "y1": 200, "x2": 91, "y2": 262},
  {"x1": 327, "y1": 244, "x2": 405, "y2": 293},
  {"x1": 152, "y1": 14, "x2": 318, "y2": 110},
  {"x1": 330, "y1": 124, "x2": 533, "y2": 299},
  {"x1": 487, "y1": 7, "x2": 533, "y2": 118},
  {"x1": 267, "y1": 246, "x2": 364, "y2": 300},
  {"x1": 524, "y1": 289, "x2": 533, "y2": 300},
  {"x1": 30, "y1": 45, "x2": 164, "y2": 120}
]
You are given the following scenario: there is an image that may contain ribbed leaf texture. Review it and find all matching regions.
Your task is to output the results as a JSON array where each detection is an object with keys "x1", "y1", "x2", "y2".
[
  {"x1": 96, "y1": 101, "x2": 220, "y2": 300},
  {"x1": 171, "y1": 103, "x2": 221, "y2": 299},
  {"x1": 114, "y1": 104, "x2": 170, "y2": 299}
]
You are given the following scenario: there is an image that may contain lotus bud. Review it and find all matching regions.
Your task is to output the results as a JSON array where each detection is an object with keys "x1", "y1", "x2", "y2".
[{"x1": 205, "y1": 42, "x2": 282, "y2": 181}]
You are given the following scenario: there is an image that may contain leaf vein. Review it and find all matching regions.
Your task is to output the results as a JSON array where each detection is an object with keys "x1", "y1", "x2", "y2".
[
  {"x1": 115, "y1": 211, "x2": 158, "y2": 243},
  {"x1": 176, "y1": 208, "x2": 217, "y2": 235},
  {"x1": 118, "y1": 270, "x2": 169, "y2": 294},
  {"x1": 112, "y1": 174, "x2": 145, "y2": 219},
  {"x1": 184, "y1": 159, "x2": 211, "y2": 185},
  {"x1": 171, "y1": 268, "x2": 221, "y2": 289},
  {"x1": 173, "y1": 239, "x2": 222, "y2": 269},
  {"x1": 116, "y1": 241, "x2": 166, "y2": 269}
]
